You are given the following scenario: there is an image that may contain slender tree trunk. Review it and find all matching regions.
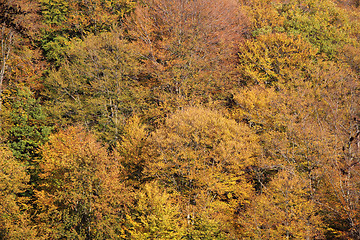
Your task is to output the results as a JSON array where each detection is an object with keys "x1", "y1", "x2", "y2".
[{"x1": 0, "y1": 26, "x2": 13, "y2": 112}]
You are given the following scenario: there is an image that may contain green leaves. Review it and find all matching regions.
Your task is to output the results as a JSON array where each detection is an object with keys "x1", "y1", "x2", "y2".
[
  {"x1": 2, "y1": 85, "x2": 52, "y2": 162},
  {"x1": 278, "y1": 0, "x2": 352, "y2": 59},
  {"x1": 44, "y1": 30, "x2": 149, "y2": 144},
  {"x1": 41, "y1": 0, "x2": 69, "y2": 26},
  {"x1": 244, "y1": 0, "x2": 357, "y2": 60}
]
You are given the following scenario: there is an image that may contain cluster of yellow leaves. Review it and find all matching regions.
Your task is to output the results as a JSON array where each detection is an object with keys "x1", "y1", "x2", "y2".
[
  {"x1": 0, "y1": 145, "x2": 36, "y2": 239},
  {"x1": 125, "y1": 182, "x2": 185, "y2": 240},
  {"x1": 146, "y1": 106, "x2": 260, "y2": 237},
  {"x1": 241, "y1": 169, "x2": 323, "y2": 239},
  {"x1": 237, "y1": 33, "x2": 317, "y2": 87},
  {"x1": 35, "y1": 126, "x2": 130, "y2": 239}
]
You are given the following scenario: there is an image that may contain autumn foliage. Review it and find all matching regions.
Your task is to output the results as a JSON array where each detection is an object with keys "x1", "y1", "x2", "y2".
[{"x1": 1, "y1": 0, "x2": 360, "y2": 239}]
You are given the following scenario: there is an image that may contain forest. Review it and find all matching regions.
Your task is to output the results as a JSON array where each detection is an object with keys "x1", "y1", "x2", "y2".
[{"x1": 0, "y1": 0, "x2": 360, "y2": 239}]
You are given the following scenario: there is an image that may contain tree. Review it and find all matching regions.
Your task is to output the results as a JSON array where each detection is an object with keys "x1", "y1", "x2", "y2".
[
  {"x1": 1, "y1": 0, "x2": 26, "y2": 111},
  {"x1": 277, "y1": 0, "x2": 356, "y2": 59},
  {"x1": 237, "y1": 33, "x2": 316, "y2": 87},
  {"x1": 35, "y1": 126, "x2": 130, "y2": 239},
  {"x1": 241, "y1": 0, "x2": 359, "y2": 60},
  {"x1": 125, "y1": 182, "x2": 185, "y2": 239},
  {"x1": 145, "y1": 106, "x2": 260, "y2": 237},
  {"x1": 241, "y1": 168, "x2": 323, "y2": 239},
  {"x1": 116, "y1": 115, "x2": 149, "y2": 187},
  {"x1": 125, "y1": 0, "x2": 248, "y2": 115},
  {"x1": 40, "y1": 0, "x2": 136, "y2": 66},
  {"x1": 1, "y1": 0, "x2": 44, "y2": 109},
  {"x1": 0, "y1": 145, "x2": 36, "y2": 239},
  {"x1": 43, "y1": 29, "x2": 150, "y2": 144},
  {"x1": 0, "y1": 23, "x2": 13, "y2": 111},
  {"x1": 1, "y1": 85, "x2": 52, "y2": 162}
]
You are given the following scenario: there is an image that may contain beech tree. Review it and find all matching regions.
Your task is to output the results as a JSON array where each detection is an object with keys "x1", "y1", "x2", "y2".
[
  {"x1": 125, "y1": 182, "x2": 185, "y2": 239},
  {"x1": 125, "y1": 0, "x2": 248, "y2": 115},
  {"x1": 0, "y1": 145, "x2": 36, "y2": 239},
  {"x1": 40, "y1": 0, "x2": 136, "y2": 65},
  {"x1": 43, "y1": 29, "x2": 150, "y2": 144},
  {"x1": 35, "y1": 126, "x2": 130, "y2": 239},
  {"x1": 146, "y1": 106, "x2": 260, "y2": 238},
  {"x1": 115, "y1": 115, "x2": 149, "y2": 187},
  {"x1": 241, "y1": 168, "x2": 323, "y2": 239},
  {"x1": 0, "y1": 0, "x2": 23, "y2": 110},
  {"x1": 0, "y1": 0, "x2": 42, "y2": 110},
  {"x1": 241, "y1": 0, "x2": 358, "y2": 60},
  {"x1": 237, "y1": 33, "x2": 316, "y2": 87}
]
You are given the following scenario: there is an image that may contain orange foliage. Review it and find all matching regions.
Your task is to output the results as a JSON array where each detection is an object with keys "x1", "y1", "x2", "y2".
[{"x1": 35, "y1": 126, "x2": 131, "y2": 239}]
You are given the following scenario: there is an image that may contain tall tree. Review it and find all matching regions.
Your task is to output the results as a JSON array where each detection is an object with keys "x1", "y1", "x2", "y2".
[
  {"x1": 237, "y1": 33, "x2": 316, "y2": 87},
  {"x1": 40, "y1": 0, "x2": 136, "y2": 66},
  {"x1": 125, "y1": 182, "x2": 186, "y2": 239},
  {"x1": 1, "y1": 85, "x2": 52, "y2": 162},
  {"x1": 241, "y1": 0, "x2": 359, "y2": 60},
  {"x1": 0, "y1": 145, "x2": 36, "y2": 239},
  {"x1": 116, "y1": 115, "x2": 149, "y2": 187},
  {"x1": 1, "y1": 0, "x2": 43, "y2": 105},
  {"x1": 145, "y1": 106, "x2": 260, "y2": 238},
  {"x1": 240, "y1": 168, "x2": 323, "y2": 239},
  {"x1": 125, "y1": 0, "x2": 248, "y2": 116},
  {"x1": 43, "y1": 29, "x2": 150, "y2": 144},
  {"x1": 35, "y1": 126, "x2": 130, "y2": 239},
  {"x1": 0, "y1": 0, "x2": 25, "y2": 111}
]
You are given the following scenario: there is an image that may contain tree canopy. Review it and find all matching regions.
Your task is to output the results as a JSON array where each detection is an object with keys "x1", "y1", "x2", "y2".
[{"x1": 1, "y1": 0, "x2": 360, "y2": 238}]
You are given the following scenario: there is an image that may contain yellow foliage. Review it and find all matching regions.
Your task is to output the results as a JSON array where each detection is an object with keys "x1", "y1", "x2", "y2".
[
  {"x1": 0, "y1": 145, "x2": 36, "y2": 239},
  {"x1": 35, "y1": 126, "x2": 130, "y2": 239},
  {"x1": 241, "y1": 169, "x2": 324, "y2": 239},
  {"x1": 146, "y1": 106, "x2": 260, "y2": 236},
  {"x1": 238, "y1": 33, "x2": 317, "y2": 87},
  {"x1": 126, "y1": 182, "x2": 185, "y2": 239}
]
